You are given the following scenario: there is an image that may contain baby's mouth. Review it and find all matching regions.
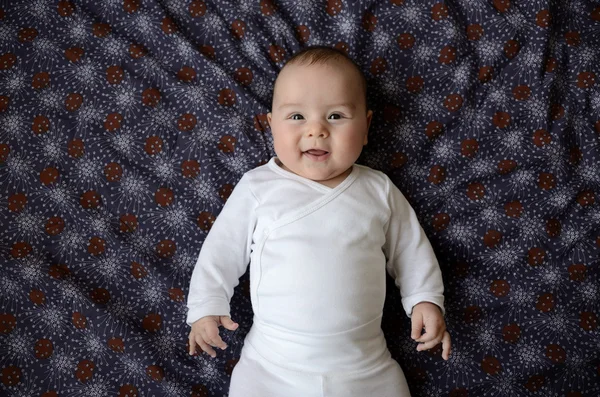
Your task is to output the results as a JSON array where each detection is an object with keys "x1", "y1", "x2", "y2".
[
  {"x1": 304, "y1": 149, "x2": 329, "y2": 156},
  {"x1": 303, "y1": 149, "x2": 330, "y2": 161}
]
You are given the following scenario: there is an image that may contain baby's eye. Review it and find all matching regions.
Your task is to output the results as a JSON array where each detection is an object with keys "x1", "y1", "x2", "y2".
[
  {"x1": 291, "y1": 114, "x2": 304, "y2": 120},
  {"x1": 328, "y1": 113, "x2": 342, "y2": 120}
]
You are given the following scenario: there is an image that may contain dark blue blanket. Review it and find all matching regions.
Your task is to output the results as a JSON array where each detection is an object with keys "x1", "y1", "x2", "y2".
[{"x1": 1, "y1": 0, "x2": 599, "y2": 395}]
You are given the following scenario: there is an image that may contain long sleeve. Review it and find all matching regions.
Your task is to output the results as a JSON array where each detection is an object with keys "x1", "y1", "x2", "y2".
[
  {"x1": 382, "y1": 177, "x2": 445, "y2": 317},
  {"x1": 186, "y1": 174, "x2": 258, "y2": 325}
]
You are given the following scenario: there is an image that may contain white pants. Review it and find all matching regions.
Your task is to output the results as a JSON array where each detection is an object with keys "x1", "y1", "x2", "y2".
[{"x1": 228, "y1": 317, "x2": 411, "y2": 397}]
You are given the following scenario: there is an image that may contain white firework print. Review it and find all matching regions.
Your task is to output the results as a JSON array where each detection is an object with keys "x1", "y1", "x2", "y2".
[
  {"x1": 0, "y1": 67, "x2": 29, "y2": 99},
  {"x1": 111, "y1": 169, "x2": 153, "y2": 213},
  {"x1": 0, "y1": 110, "x2": 28, "y2": 141}
]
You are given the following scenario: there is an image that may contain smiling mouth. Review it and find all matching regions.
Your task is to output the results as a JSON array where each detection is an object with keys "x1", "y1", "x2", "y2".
[{"x1": 303, "y1": 149, "x2": 330, "y2": 161}]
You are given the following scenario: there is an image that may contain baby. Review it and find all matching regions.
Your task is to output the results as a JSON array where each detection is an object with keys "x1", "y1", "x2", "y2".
[{"x1": 187, "y1": 46, "x2": 451, "y2": 396}]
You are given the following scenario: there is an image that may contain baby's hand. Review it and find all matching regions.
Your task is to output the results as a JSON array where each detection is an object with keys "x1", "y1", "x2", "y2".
[
  {"x1": 188, "y1": 316, "x2": 239, "y2": 358},
  {"x1": 411, "y1": 302, "x2": 451, "y2": 360}
]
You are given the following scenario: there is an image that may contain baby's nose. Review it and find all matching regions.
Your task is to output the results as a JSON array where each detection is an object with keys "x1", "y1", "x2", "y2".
[{"x1": 306, "y1": 122, "x2": 329, "y2": 138}]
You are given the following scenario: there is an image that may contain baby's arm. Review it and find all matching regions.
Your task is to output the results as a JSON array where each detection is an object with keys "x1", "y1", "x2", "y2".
[
  {"x1": 411, "y1": 302, "x2": 451, "y2": 360},
  {"x1": 189, "y1": 315, "x2": 239, "y2": 357}
]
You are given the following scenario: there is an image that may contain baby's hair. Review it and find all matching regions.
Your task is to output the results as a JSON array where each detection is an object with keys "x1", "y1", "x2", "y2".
[{"x1": 274, "y1": 45, "x2": 368, "y2": 107}]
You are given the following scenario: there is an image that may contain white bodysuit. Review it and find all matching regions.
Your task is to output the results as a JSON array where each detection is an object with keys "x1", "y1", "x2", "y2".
[{"x1": 187, "y1": 158, "x2": 445, "y2": 397}]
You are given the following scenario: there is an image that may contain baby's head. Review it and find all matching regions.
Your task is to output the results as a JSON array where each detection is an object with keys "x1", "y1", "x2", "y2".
[{"x1": 267, "y1": 46, "x2": 373, "y2": 187}]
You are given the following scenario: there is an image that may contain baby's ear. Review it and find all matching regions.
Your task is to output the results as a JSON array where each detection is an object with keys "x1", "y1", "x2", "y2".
[
  {"x1": 267, "y1": 112, "x2": 272, "y2": 125},
  {"x1": 366, "y1": 110, "x2": 373, "y2": 130}
]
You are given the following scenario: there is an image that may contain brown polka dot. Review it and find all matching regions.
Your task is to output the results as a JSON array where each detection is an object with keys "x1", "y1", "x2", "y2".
[
  {"x1": 80, "y1": 190, "x2": 101, "y2": 209},
  {"x1": 18, "y1": 27, "x2": 38, "y2": 43},
  {"x1": 397, "y1": 33, "x2": 415, "y2": 50},
  {"x1": 498, "y1": 159, "x2": 516, "y2": 175},
  {"x1": 493, "y1": 0, "x2": 510, "y2": 13},
  {"x1": 72, "y1": 312, "x2": 87, "y2": 329},
  {"x1": 490, "y1": 279, "x2": 510, "y2": 297},
  {"x1": 461, "y1": 138, "x2": 479, "y2": 158},
  {"x1": 544, "y1": 58, "x2": 557, "y2": 73},
  {"x1": 536, "y1": 292, "x2": 555, "y2": 312},
  {"x1": 576, "y1": 190, "x2": 595, "y2": 206},
  {"x1": 484, "y1": 230, "x2": 502, "y2": 248},
  {"x1": 538, "y1": 172, "x2": 555, "y2": 190},
  {"x1": 432, "y1": 213, "x2": 450, "y2": 232},
  {"x1": 550, "y1": 103, "x2": 564, "y2": 120},
  {"x1": 370, "y1": 57, "x2": 387, "y2": 76},
  {"x1": 65, "y1": 93, "x2": 83, "y2": 111},
  {"x1": 234, "y1": 67, "x2": 253, "y2": 86},
  {"x1": 48, "y1": 264, "x2": 70, "y2": 280},
  {"x1": 119, "y1": 385, "x2": 139, "y2": 397},
  {"x1": 231, "y1": 20, "x2": 246, "y2": 39},
  {"x1": 155, "y1": 187, "x2": 174, "y2": 207},
  {"x1": 567, "y1": 263, "x2": 586, "y2": 281},
  {"x1": 504, "y1": 39, "x2": 520, "y2": 59},
  {"x1": 464, "y1": 305, "x2": 482, "y2": 324},
  {"x1": 57, "y1": 1, "x2": 76, "y2": 17},
  {"x1": 218, "y1": 88, "x2": 236, "y2": 106},
  {"x1": 504, "y1": 200, "x2": 523, "y2": 218},
  {"x1": 512, "y1": 84, "x2": 530, "y2": 100},
  {"x1": 197, "y1": 212, "x2": 216, "y2": 232},
  {"x1": 145, "y1": 136, "x2": 163, "y2": 155},
  {"x1": 592, "y1": 7, "x2": 600, "y2": 21},
  {"x1": 189, "y1": 0, "x2": 206, "y2": 17},
  {"x1": 431, "y1": 3, "x2": 449, "y2": 21},
  {"x1": 296, "y1": 25, "x2": 310, "y2": 44},
  {"x1": 569, "y1": 146, "x2": 582, "y2": 165},
  {"x1": 478, "y1": 66, "x2": 493, "y2": 83},
  {"x1": 156, "y1": 239, "x2": 176, "y2": 258},
  {"x1": 425, "y1": 120, "x2": 443, "y2": 139},
  {"x1": 142, "y1": 87, "x2": 161, "y2": 107},
  {"x1": 362, "y1": 11, "x2": 377, "y2": 32},
  {"x1": 454, "y1": 261, "x2": 468, "y2": 278},
  {"x1": 0, "y1": 95, "x2": 8, "y2": 112},
  {"x1": 92, "y1": 23, "x2": 111, "y2": 38},
  {"x1": 131, "y1": 261, "x2": 148, "y2": 279},
  {"x1": 481, "y1": 356, "x2": 502, "y2": 375},
  {"x1": 35, "y1": 338, "x2": 53, "y2": 359},
  {"x1": 565, "y1": 31, "x2": 580, "y2": 46},
  {"x1": 492, "y1": 111, "x2": 510, "y2": 128},
  {"x1": 391, "y1": 152, "x2": 407, "y2": 168},
  {"x1": 391, "y1": 0, "x2": 405, "y2": 5},
  {"x1": 57, "y1": 145, "x2": 81, "y2": 173},
  {"x1": 527, "y1": 247, "x2": 545, "y2": 266},
  {"x1": 90, "y1": 288, "x2": 111, "y2": 305},
  {"x1": 577, "y1": 71, "x2": 596, "y2": 89},
  {"x1": 106, "y1": 65, "x2": 124, "y2": 84},
  {"x1": 161, "y1": 17, "x2": 177, "y2": 34},
  {"x1": 525, "y1": 375, "x2": 545, "y2": 392},
  {"x1": 532, "y1": 128, "x2": 551, "y2": 147},
  {"x1": 146, "y1": 365, "x2": 164, "y2": 381},
  {"x1": 104, "y1": 162, "x2": 122, "y2": 182},
  {"x1": 444, "y1": 93, "x2": 463, "y2": 111},
  {"x1": 580, "y1": 311, "x2": 597, "y2": 331},
  {"x1": 334, "y1": 41, "x2": 350, "y2": 54},
  {"x1": 65, "y1": 47, "x2": 84, "y2": 62},
  {"x1": 218, "y1": 135, "x2": 236, "y2": 153},
  {"x1": 178, "y1": 113, "x2": 197, "y2": 131},
  {"x1": 467, "y1": 24, "x2": 484, "y2": 40},
  {"x1": 269, "y1": 45, "x2": 286, "y2": 63},
  {"x1": 40, "y1": 167, "x2": 59, "y2": 186},
  {"x1": 546, "y1": 218, "x2": 561, "y2": 237},
  {"x1": 326, "y1": 0, "x2": 342, "y2": 16},
  {"x1": 11, "y1": 241, "x2": 31, "y2": 258},
  {"x1": 119, "y1": 213, "x2": 138, "y2": 233},
  {"x1": 219, "y1": 184, "x2": 234, "y2": 201},
  {"x1": 0, "y1": 53, "x2": 16, "y2": 70},
  {"x1": 536, "y1": 9, "x2": 550, "y2": 28},
  {"x1": 199, "y1": 44, "x2": 215, "y2": 59},
  {"x1": 260, "y1": 0, "x2": 277, "y2": 15},
  {"x1": 466, "y1": 182, "x2": 485, "y2": 200},
  {"x1": 502, "y1": 322, "x2": 521, "y2": 343},
  {"x1": 129, "y1": 43, "x2": 147, "y2": 59},
  {"x1": 1, "y1": 365, "x2": 21, "y2": 386},
  {"x1": 545, "y1": 343, "x2": 566, "y2": 363},
  {"x1": 104, "y1": 113, "x2": 123, "y2": 132},
  {"x1": 88, "y1": 236, "x2": 106, "y2": 256},
  {"x1": 8, "y1": 193, "x2": 27, "y2": 212},
  {"x1": 0, "y1": 313, "x2": 16, "y2": 333},
  {"x1": 123, "y1": 0, "x2": 140, "y2": 13},
  {"x1": 406, "y1": 75, "x2": 424, "y2": 93},
  {"x1": 169, "y1": 288, "x2": 185, "y2": 302},
  {"x1": 428, "y1": 165, "x2": 446, "y2": 185},
  {"x1": 30, "y1": 289, "x2": 45, "y2": 305},
  {"x1": 108, "y1": 337, "x2": 125, "y2": 353},
  {"x1": 178, "y1": 66, "x2": 196, "y2": 82},
  {"x1": 383, "y1": 105, "x2": 401, "y2": 122},
  {"x1": 439, "y1": 45, "x2": 456, "y2": 64},
  {"x1": 254, "y1": 113, "x2": 269, "y2": 131},
  {"x1": 449, "y1": 388, "x2": 468, "y2": 397},
  {"x1": 32, "y1": 71, "x2": 50, "y2": 89},
  {"x1": 32, "y1": 115, "x2": 50, "y2": 134},
  {"x1": 45, "y1": 216, "x2": 65, "y2": 236},
  {"x1": 143, "y1": 313, "x2": 162, "y2": 333},
  {"x1": 75, "y1": 359, "x2": 95, "y2": 383},
  {"x1": 0, "y1": 143, "x2": 8, "y2": 163},
  {"x1": 181, "y1": 159, "x2": 200, "y2": 179}
]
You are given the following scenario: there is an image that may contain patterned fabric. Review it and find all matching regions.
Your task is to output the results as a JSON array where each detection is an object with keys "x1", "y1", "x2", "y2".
[{"x1": 1, "y1": 0, "x2": 599, "y2": 396}]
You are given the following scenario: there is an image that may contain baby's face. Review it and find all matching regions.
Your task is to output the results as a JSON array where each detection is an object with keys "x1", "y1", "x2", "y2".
[{"x1": 267, "y1": 61, "x2": 372, "y2": 187}]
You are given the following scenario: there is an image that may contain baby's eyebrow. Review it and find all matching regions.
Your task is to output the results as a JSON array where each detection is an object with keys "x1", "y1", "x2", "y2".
[{"x1": 276, "y1": 103, "x2": 356, "y2": 110}]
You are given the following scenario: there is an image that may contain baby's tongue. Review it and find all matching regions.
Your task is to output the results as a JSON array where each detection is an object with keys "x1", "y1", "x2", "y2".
[{"x1": 306, "y1": 149, "x2": 327, "y2": 155}]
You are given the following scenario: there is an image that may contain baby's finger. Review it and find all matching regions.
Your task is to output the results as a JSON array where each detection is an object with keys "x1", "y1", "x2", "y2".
[
  {"x1": 204, "y1": 327, "x2": 227, "y2": 350},
  {"x1": 197, "y1": 337, "x2": 217, "y2": 358},
  {"x1": 411, "y1": 316, "x2": 424, "y2": 340},
  {"x1": 221, "y1": 316, "x2": 239, "y2": 331},
  {"x1": 188, "y1": 333, "x2": 197, "y2": 355},
  {"x1": 416, "y1": 336, "x2": 443, "y2": 352},
  {"x1": 441, "y1": 331, "x2": 452, "y2": 360}
]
